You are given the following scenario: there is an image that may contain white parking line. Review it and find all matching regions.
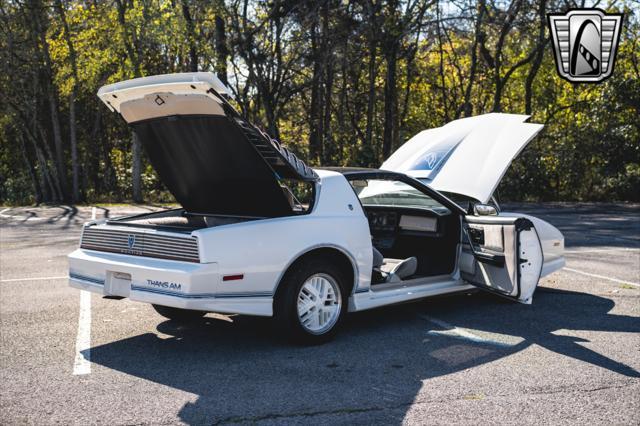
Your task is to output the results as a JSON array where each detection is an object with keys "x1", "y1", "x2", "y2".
[
  {"x1": 417, "y1": 314, "x2": 517, "y2": 347},
  {"x1": 70, "y1": 207, "x2": 95, "y2": 375},
  {"x1": 563, "y1": 267, "x2": 640, "y2": 287},
  {"x1": 73, "y1": 290, "x2": 92, "y2": 375},
  {"x1": 564, "y1": 248, "x2": 640, "y2": 254},
  {"x1": 0, "y1": 276, "x2": 67, "y2": 283}
]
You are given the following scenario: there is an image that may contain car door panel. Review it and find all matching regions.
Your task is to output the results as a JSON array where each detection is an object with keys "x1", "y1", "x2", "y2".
[{"x1": 461, "y1": 216, "x2": 544, "y2": 304}]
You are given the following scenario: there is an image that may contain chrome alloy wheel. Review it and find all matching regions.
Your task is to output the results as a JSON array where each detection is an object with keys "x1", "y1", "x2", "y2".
[{"x1": 297, "y1": 273, "x2": 342, "y2": 334}]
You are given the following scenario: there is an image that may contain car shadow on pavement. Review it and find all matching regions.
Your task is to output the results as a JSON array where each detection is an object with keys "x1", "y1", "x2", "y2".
[{"x1": 89, "y1": 289, "x2": 640, "y2": 425}]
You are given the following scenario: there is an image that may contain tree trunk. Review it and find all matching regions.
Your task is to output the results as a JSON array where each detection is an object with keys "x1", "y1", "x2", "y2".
[
  {"x1": 215, "y1": 15, "x2": 229, "y2": 84},
  {"x1": 336, "y1": 37, "x2": 349, "y2": 164},
  {"x1": 493, "y1": 80, "x2": 504, "y2": 112},
  {"x1": 54, "y1": 0, "x2": 80, "y2": 203},
  {"x1": 491, "y1": 0, "x2": 522, "y2": 112},
  {"x1": 19, "y1": 135, "x2": 42, "y2": 204},
  {"x1": 37, "y1": 124, "x2": 63, "y2": 202},
  {"x1": 308, "y1": 17, "x2": 323, "y2": 164},
  {"x1": 69, "y1": 92, "x2": 78, "y2": 201},
  {"x1": 399, "y1": 31, "x2": 420, "y2": 131},
  {"x1": 115, "y1": 0, "x2": 143, "y2": 203},
  {"x1": 100, "y1": 130, "x2": 118, "y2": 196},
  {"x1": 263, "y1": 99, "x2": 280, "y2": 141},
  {"x1": 365, "y1": 46, "x2": 377, "y2": 149},
  {"x1": 382, "y1": 45, "x2": 398, "y2": 160},
  {"x1": 88, "y1": 107, "x2": 102, "y2": 194},
  {"x1": 320, "y1": 2, "x2": 333, "y2": 164},
  {"x1": 436, "y1": 3, "x2": 450, "y2": 121},
  {"x1": 181, "y1": 0, "x2": 198, "y2": 72},
  {"x1": 525, "y1": 0, "x2": 547, "y2": 115},
  {"x1": 364, "y1": 1, "x2": 378, "y2": 159},
  {"x1": 33, "y1": 142, "x2": 55, "y2": 202},
  {"x1": 32, "y1": 1, "x2": 68, "y2": 201},
  {"x1": 461, "y1": 0, "x2": 486, "y2": 117},
  {"x1": 47, "y1": 92, "x2": 67, "y2": 199},
  {"x1": 322, "y1": 59, "x2": 334, "y2": 164}
]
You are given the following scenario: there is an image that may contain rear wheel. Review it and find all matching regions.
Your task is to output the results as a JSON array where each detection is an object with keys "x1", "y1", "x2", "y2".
[
  {"x1": 274, "y1": 258, "x2": 348, "y2": 344},
  {"x1": 152, "y1": 304, "x2": 206, "y2": 322}
]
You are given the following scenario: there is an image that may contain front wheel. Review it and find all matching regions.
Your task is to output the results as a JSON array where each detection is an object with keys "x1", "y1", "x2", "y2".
[
  {"x1": 152, "y1": 304, "x2": 206, "y2": 322},
  {"x1": 274, "y1": 258, "x2": 348, "y2": 344}
]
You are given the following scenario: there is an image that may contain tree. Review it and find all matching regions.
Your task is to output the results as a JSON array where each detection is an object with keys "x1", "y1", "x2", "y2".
[
  {"x1": 53, "y1": 0, "x2": 80, "y2": 202},
  {"x1": 0, "y1": 0, "x2": 637, "y2": 205},
  {"x1": 114, "y1": 0, "x2": 143, "y2": 203}
]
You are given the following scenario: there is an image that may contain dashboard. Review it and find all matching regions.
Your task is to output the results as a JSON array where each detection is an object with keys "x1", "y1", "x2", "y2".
[
  {"x1": 367, "y1": 210, "x2": 398, "y2": 232},
  {"x1": 365, "y1": 206, "x2": 450, "y2": 249}
]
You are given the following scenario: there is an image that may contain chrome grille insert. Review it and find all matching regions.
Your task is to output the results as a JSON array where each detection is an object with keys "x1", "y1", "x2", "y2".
[{"x1": 80, "y1": 226, "x2": 199, "y2": 263}]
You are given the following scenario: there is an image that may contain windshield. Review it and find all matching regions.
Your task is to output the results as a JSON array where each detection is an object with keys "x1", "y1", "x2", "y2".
[{"x1": 351, "y1": 179, "x2": 450, "y2": 212}]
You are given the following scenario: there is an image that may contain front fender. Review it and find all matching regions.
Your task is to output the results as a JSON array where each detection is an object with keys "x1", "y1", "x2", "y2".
[{"x1": 500, "y1": 212, "x2": 565, "y2": 277}]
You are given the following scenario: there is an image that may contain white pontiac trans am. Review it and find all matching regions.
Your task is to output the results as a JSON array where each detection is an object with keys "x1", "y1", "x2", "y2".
[{"x1": 68, "y1": 72, "x2": 565, "y2": 343}]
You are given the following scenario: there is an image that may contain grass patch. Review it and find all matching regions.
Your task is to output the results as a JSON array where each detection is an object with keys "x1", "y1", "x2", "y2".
[
  {"x1": 619, "y1": 284, "x2": 637, "y2": 290},
  {"x1": 463, "y1": 393, "x2": 485, "y2": 400}
]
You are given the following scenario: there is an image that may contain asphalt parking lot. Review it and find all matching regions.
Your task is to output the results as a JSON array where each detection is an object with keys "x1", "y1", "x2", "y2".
[{"x1": 1, "y1": 203, "x2": 638, "y2": 425}]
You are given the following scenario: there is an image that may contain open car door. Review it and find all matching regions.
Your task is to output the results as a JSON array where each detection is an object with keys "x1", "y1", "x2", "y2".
[{"x1": 459, "y1": 215, "x2": 544, "y2": 304}]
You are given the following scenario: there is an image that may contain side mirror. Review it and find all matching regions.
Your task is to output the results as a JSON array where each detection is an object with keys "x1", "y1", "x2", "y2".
[{"x1": 474, "y1": 204, "x2": 498, "y2": 216}]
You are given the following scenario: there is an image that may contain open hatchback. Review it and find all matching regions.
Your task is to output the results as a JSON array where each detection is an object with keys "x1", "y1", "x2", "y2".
[{"x1": 98, "y1": 72, "x2": 317, "y2": 218}]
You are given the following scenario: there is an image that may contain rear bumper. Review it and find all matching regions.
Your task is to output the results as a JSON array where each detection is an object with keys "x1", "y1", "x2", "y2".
[{"x1": 68, "y1": 249, "x2": 273, "y2": 316}]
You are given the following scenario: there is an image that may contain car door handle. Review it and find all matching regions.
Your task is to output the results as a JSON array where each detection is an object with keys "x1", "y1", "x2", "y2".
[
  {"x1": 473, "y1": 251, "x2": 505, "y2": 267},
  {"x1": 463, "y1": 226, "x2": 505, "y2": 267}
]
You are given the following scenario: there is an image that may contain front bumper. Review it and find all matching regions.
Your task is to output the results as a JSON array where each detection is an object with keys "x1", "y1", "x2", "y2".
[{"x1": 68, "y1": 249, "x2": 273, "y2": 316}]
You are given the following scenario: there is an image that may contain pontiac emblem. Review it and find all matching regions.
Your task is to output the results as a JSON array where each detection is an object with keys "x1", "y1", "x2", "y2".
[
  {"x1": 424, "y1": 152, "x2": 438, "y2": 170},
  {"x1": 548, "y1": 9, "x2": 623, "y2": 83},
  {"x1": 127, "y1": 234, "x2": 136, "y2": 249}
]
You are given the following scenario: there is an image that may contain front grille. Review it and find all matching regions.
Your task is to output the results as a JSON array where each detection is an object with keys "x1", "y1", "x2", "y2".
[{"x1": 80, "y1": 226, "x2": 200, "y2": 263}]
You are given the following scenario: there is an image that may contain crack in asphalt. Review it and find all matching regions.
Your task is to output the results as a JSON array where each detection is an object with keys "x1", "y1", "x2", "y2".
[
  {"x1": 212, "y1": 405, "x2": 388, "y2": 425},
  {"x1": 211, "y1": 382, "x2": 639, "y2": 424}
]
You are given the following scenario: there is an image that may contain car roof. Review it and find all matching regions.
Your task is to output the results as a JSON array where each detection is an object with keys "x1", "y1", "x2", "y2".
[{"x1": 317, "y1": 167, "x2": 406, "y2": 179}]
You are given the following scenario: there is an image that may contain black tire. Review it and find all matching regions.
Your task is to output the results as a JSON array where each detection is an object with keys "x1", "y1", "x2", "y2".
[
  {"x1": 274, "y1": 257, "x2": 349, "y2": 345},
  {"x1": 152, "y1": 304, "x2": 206, "y2": 322}
]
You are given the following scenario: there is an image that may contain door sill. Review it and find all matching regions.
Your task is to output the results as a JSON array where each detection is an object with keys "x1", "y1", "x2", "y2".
[{"x1": 370, "y1": 273, "x2": 455, "y2": 292}]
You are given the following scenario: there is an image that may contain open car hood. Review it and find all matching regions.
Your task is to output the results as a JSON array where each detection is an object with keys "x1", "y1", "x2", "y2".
[
  {"x1": 380, "y1": 113, "x2": 543, "y2": 204},
  {"x1": 98, "y1": 73, "x2": 317, "y2": 217}
]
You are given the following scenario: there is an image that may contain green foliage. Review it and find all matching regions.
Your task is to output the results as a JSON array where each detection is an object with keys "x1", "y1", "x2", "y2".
[{"x1": 0, "y1": 0, "x2": 638, "y2": 205}]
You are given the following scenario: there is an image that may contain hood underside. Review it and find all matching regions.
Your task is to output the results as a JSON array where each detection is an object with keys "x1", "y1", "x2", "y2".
[
  {"x1": 98, "y1": 73, "x2": 317, "y2": 217},
  {"x1": 380, "y1": 113, "x2": 543, "y2": 204}
]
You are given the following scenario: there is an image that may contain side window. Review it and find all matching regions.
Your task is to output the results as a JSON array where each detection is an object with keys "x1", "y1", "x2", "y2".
[
  {"x1": 280, "y1": 179, "x2": 315, "y2": 213},
  {"x1": 349, "y1": 179, "x2": 450, "y2": 213}
]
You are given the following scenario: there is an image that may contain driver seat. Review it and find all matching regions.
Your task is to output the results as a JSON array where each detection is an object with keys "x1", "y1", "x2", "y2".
[{"x1": 372, "y1": 247, "x2": 418, "y2": 283}]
